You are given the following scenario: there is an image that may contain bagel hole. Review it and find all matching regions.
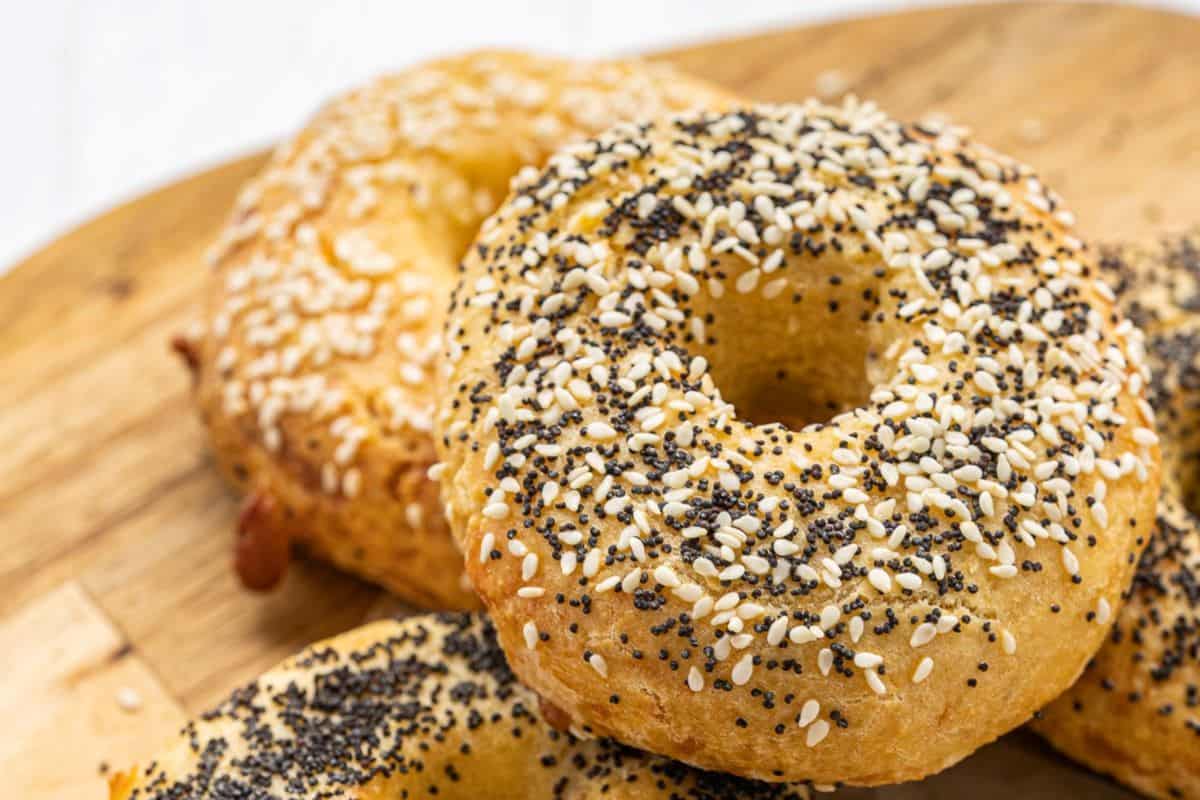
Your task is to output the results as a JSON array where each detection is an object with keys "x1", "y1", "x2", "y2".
[
  {"x1": 710, "y1": 355, "x2": 873, "y2": 430},
  {"x1": 691, "y1": 248, "x2": 888, "y2": 431},
  {"x1": 697, "y1": 284, "x2": 878, "y2": 430}
]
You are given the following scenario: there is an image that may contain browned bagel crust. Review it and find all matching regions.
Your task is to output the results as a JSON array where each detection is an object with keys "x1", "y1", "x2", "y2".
[
  {"x1": 1035, "y1": 229, "x2": 1200, "y2": 800},
  {"x1": 108, "y1": 613, "x2": 812, "y2": 800},
  {"x1": 183, "y1": 51, "x2": 733, "y2": 607},
  {"x1": 435, "y1": 102, "x2": 1160, "y2": 785}
]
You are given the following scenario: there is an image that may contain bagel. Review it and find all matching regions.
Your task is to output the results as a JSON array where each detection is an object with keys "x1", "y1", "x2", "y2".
[
  {"x1": 176, "y1": 51, "x2": 732, "y2": 606},
  {"x1": 434, "y1": 100, "x2": 1160, "y2": 785},
  {"x1": 1034, "y1": 229, "x2": 1200, "y2": 800},
  {"x1": 107, "y1": 612, "x2": 811, "y2": 800}
]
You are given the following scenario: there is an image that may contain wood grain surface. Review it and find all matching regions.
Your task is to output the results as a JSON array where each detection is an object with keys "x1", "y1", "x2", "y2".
[{"x1": 3, "y1": 4, "x2": 1198, "y2": 797}]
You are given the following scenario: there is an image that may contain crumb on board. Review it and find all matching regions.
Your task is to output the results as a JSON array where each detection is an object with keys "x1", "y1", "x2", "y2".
[
  {"x1": 814, "y1": 68, "x2": 848, "y2": 99},
  {"x1": 116, "y1": 686, "x2": 143, "y2": 713},
  {"x1": 1020, "y1": 117, "x2": 1046, "y2": 143}
]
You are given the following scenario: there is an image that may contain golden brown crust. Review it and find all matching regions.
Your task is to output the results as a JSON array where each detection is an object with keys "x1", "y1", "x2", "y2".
[
  {"x1": 435, "y1": 103, "x2": 1159, "y2": 785},
  {"x1": 185, "y1": 51, "x2": 733, "y2": 608},
  {"x1": 1034, "y1": 230, "x2": 1200, "y2": 800},
  {"x1": 108, "y1": 613, "x2": 811, "y2": 800}
]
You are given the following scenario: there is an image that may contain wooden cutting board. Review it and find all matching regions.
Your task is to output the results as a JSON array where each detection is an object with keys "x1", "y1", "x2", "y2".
[{"x1": 4, "y1": 4, "x2": 1199, "y2": 797}]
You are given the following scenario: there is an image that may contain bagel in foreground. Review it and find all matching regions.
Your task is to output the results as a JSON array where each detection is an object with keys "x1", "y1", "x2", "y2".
[
  {"x1": 435, "y1": 101, "x2": 1159, "y2": 784},
  {"x1": 108, "y1": 613, "x2": 810, "y2": 800},
  {"x1": 1034, "y1": 230, "x2": 1200, "y2": 800},
  {"x1": 176, "y1": 50, "x2": 732, "y2": 606}
]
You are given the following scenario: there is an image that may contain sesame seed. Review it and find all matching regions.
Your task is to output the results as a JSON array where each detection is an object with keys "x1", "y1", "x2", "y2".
[
  {"x1": 588, "y1": 653, "x2": 608, "y2": 678},
  {"x1": 806, "y1": 719, "x2": 831, "y2": 747},
  {"x1": 797, "y1": 699, "x2": 821, "y2": 729},
  {"x1": 116, "y1": 687, "x2": 143, "y2": 713},
  {"x1": 585, "y1": 422, "x2": 618, "y2": 440},
  {"x1": 854, "y1": 652, "x2": 884, "y2": 669},
  {"x1": 910, "y1": 623, "x2": 937, "y2": 649}
]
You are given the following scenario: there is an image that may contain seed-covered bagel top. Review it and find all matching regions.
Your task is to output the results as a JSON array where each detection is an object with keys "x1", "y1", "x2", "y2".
[
  {"x1": 108, "y1": 613, "x2": 810, "y2": 800},
  {"x1": 184, "y1": 51, "x2": 730, "y2": 604},
  {"x1": 1035, "y1": 230, "x2": 1200, "y2": 800},
  {"x1": 436, "y1": 100, "x2": 1160, "y2": 785}
]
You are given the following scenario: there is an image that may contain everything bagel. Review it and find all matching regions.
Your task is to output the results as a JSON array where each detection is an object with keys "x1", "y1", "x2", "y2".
[
  {"x1": 435, "y1": 101, "x2": 1160, "y2": 784},
  {"x1": 1034, "y1": 230, "x2": 1200, "y2": 799},
  {"x1": 177, "y1": 51, "x2": 731, "y2": 605},
  {"x1": 108, "y1": 613, "x2": 811, "y2": 800}
]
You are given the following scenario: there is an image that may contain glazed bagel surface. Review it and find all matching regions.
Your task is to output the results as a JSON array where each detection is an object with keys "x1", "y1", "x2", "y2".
[
  {"x1": 108, "y1": 613, "x2": 810, "y2": 800},
  {"x1": 183, "y1": 50, "x2": 732, "y2": 606},
  {"x1": 435, "y1": 101, "x2": 1160, "y2": 784},
  {"x1": 1035, "y1": 230, "x2": 1200, "y2": 800}
]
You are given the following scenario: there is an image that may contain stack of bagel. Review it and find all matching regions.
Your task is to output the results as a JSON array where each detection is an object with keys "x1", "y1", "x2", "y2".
[{"x1": 117, "y1": 50, "x2": 1197, "y2": 799}]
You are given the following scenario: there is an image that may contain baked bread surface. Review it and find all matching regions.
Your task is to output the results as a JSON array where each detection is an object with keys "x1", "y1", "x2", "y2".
[
  {"x1": 435, "y1": 102, "x2": 1160, "y2": 784},
  {"x1": 108, "y1": 613, "x2": 810, "y2": 799},
  {"x1": 183, "y1": 50, "x2": 733, "y2": 605},
  {"x1": 1034, "y1": 230, "x2": 1200, "y2": 800}
]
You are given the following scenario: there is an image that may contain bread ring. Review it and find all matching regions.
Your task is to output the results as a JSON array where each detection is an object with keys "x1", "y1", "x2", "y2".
[
  {"x1": 181, "y1": 51, "x2": 732, "y2": 607},
  {"x1": 434, "y1": 101, "x2": 1160, "y2": 785},
  {"x1": 1034, "y1": 229, "x2": 1200, "y2": 800},
  {"x1": 107, "y1": 612, "x2": 811, "y2": 800}
]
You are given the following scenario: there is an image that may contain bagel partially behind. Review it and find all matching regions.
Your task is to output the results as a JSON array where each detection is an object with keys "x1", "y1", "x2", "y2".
[
  {"x1": 108, "y1": 613, "x2": 811, "y2": 800},
  {"x1": 435, "y1": 101, "x2": 1159, "y2": 785},
  {"x1": 176, "y1": 51, "x2": 733, "y2": 606},
  {"x1": 1034, "y1": 230, "x2": 1200, "y2": 800}
]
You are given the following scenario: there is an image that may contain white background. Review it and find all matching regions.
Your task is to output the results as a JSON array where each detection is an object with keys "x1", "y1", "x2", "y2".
[{"x1": 3, "y1": 0, "x2": 1197, "y2": 271}]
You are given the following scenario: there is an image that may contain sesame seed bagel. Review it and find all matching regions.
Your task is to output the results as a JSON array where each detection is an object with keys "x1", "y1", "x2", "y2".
[
  {"x1": 1034, "y1": 230, "x2": 1200, "y2": 800},
  {"x1": 108, "y1": 612, "x2": 810, "y2": 800},
  {"x1": 434, "y1": 100, "x2": 1161, "y2": 785},
  {"x1": 180, "y1": 51, "x2": 732, "y2": 605}
]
